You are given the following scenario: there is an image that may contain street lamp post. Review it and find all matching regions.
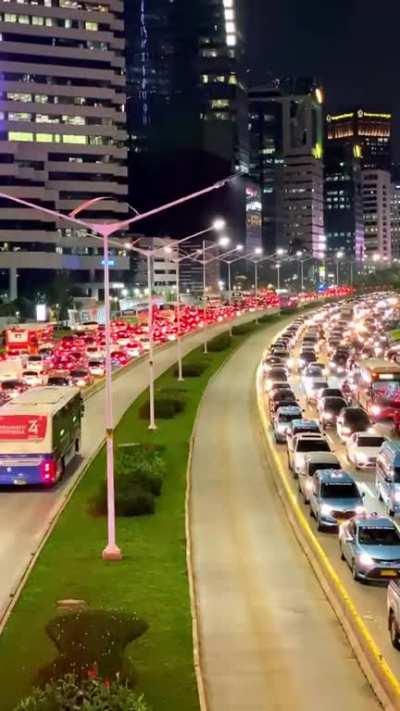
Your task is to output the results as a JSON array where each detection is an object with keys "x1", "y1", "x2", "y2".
[
  {"x1": 0, "y1": 179, "x2": 229, "y2": 562},
  {"x1": 336, "y1": 251, "x2": 344, "y2": 286}
]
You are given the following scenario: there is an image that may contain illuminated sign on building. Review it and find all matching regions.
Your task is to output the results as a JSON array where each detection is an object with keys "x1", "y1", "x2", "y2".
[{"x1": 246, "y1": 183, "x2": 262, "y2": 251}]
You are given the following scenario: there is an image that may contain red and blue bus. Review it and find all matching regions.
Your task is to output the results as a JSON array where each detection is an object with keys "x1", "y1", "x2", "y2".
[{"x1": 0, "y1": 386, "x2": 83, "y2": 486}]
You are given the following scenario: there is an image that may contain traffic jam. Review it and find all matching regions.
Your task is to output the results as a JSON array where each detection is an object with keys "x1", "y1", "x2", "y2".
[
  {"x1": 0, "y1": 293, "x2": 285, "y2": 405},
  {"x1": 261, "y1": 293, "x2": 400, "y2": 650}
]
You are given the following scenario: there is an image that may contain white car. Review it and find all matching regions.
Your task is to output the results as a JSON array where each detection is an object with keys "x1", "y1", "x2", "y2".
[
  {"x1": 21, "y1": 370, "x2": 44, "y2": 387},
  {"x1": 25, "y1": 355, "x2": 44, "y2": 374},
  {"x1": 304, "y1": 378, "x2": 329, "y2": 403},
  {"x1": 288, "y1": 433, "x2": 332, "y2": 478},
  {"x1": 88, "y1": 359, "x2": 105, "y2": 377},
  {"x1": 86, "y1": 345, "x2": 104, "y2": 360},
  {"x1": 298, "y1": 452, "x2": 342, "y2": 503},
  {"x1": 346, "y1": 432, "x2": 387, "y2": 469}
]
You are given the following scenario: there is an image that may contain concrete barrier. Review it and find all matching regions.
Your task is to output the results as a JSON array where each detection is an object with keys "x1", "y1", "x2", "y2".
[{"x1": 256, "y1": 362, "x2": 400, "y2": 711}]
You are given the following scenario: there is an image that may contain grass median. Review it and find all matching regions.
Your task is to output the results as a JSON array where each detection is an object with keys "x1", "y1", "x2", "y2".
[{"x1": 0, "y1": 319, "x2": 280, "y2": 711}]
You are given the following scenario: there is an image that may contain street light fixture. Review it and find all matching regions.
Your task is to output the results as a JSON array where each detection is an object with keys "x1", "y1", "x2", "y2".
[{"x1": 0, "y1": 178, "x2": 229, "y2": 563}]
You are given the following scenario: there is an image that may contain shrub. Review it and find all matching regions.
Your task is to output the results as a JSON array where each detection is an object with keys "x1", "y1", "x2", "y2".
[
  {"x1": 139, "y1": 395, "x2": 185, "y2": 420},
  {"x1": 15, "y1": 674, "x2": 149, "y2": 710},
  {"x1": 37, "y1": 610, "x2": 148, "y2": 685},
  {"x1": 231, "y1": 322, "x2": 257, "y2": 335},
  {"x1": 172, "y1": 361, "x2": 207, "y2": 377},
  {"x1": 207, "y1": 332, "x2": 231, "y2": 351},
  {"x1": 91, "y1": 446, "x2": 166, "y2": 516},
  {"x1": 258, "y1": 313, "x2": 280, "y2": 324}
]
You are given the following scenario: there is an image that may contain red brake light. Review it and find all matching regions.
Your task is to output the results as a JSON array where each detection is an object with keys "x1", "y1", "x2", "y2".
[{"x1": 40, "y1": 459, "x2": 57, "y2": 484}]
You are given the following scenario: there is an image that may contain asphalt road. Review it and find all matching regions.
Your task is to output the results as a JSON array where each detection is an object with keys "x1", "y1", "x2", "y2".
[
  {"x1": 190, "y1": 321, "x2": 380, "y2": 711},
  {"x1": 264, "y1": 333, "x2": 400, "y2": 679},
  {"x1": 0, "y1": 312, "x2": 261, "y2": 624}
]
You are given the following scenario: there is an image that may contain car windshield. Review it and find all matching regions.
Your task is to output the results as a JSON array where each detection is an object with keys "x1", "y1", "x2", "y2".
[
  {"x1": 325, "y1": 399, "x2": 346, "y2": 412},
  {"x1": 49, "y1": 378, "x2": 67, "y2": 385},
  {"x1": 309, "y1": 462, "x2": 340, "y2": 475},
  {"x1": 23, "y1": 371, "x2": 36, "y2": 376},
  {"x1": 88, "y1": 360, "x2": 102, "y2": 367},
  {"x1": 297, "y1": 439, "x2": 330, "y2": 452},
  {"x1": 322, "y1": 389, "x2": 342, "y2": 398},
  {"x1": 357, "y1": 436, "x2": 385, "y2": 447},
  {"x1": 279, "y1": 413, "x2": 299, "y2": 423},
  {"x1": 71, "y1": 370, "x2": 87, "y2": 377},
  {"x1": 346, "y1": 411, "x2": 369, "y2": 427},
  {"x1": 269, "y1": 369, "x2": 287, "y2": 379},
  {"x1": 321, "y1": 482, "x2": 359, "y2": 498},
  {"x1": 358, "y1": 527, "x2": 400, "y2": 545},
  {"x1": 28, "y1": 356, "x2": 41, "y2": 362},
  {"x1": 310, "y1": 381, "x2": 328, "y2": 391}
]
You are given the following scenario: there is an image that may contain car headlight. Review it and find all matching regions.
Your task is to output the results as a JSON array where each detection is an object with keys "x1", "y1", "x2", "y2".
[
  {"x1": 342, "y1": 426, "x2": 351, "y2": 435},
  {"x1": 324, "y1": 413, "x2": 333, "y2": 420},
  {"x1": 357, "y1": 452, "x2": 368, "y2": 464},
  {"x1": 287, "y1": 358, "x2": 294, "y2": 368},
  {"x1": 321, "y1": 504, "x2": 333, "y2": 516},
  {"x1": 371, "y1": 405, "x2": 381, "y2": 416},
  {"x1": 358, "y1": 552, "x2": 374, "y2": 567},
  {"x1": 355, "y1": 505, "x2": 365, "y2": 514},
  {"x1": 299, "y1": 358, "x2": 305, "y2": 366},
  {"x1": 277, "y1": 423, "x2": 287, "y2": 433},
  {"x1": 394, "y1": 491, "x2": 400, "y2": 503}
]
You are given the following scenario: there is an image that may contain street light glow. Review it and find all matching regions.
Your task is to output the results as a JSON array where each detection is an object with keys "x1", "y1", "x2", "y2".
[
  {"x1": 276, "y1": 248, "x2": 286, "y2": 256},
  {"x1": 296, "y1": 250, "x2": 303, "y2": 257},
  {"x1": 218, "y1": 235, "x2": 231, "y2": 248},
  {"x1": 254, "y1": 247, "x2": 263, "y2": 256},
  {"x1": 213, "y1": 218, "x2": 226, "y2": 231}
]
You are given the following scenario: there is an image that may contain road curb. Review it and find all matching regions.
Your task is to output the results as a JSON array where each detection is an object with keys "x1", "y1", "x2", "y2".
[{"x1": 256, "y1": 361, "x2": 400, "y2": 711}]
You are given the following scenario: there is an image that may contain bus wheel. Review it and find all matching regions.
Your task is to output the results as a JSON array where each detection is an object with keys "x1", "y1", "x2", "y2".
[
  {"x1": 75, "y1": 438, "x2": 80, "y2": 454},
  {"x1": 58, "y1": 458, "x2": 65, "y2": 482}
]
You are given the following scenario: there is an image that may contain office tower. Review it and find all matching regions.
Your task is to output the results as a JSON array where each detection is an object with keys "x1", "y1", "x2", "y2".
[
  {"x1": 326, "y1": 109, "x2": 391, "y2": 171},
  {"x1": 0, "y1": 0, "x2": 129, "y2": 300},
  {"x1": 249, "y1": 79, "x2": 325, "y2": 257},
  {"x1": 362, "y1": 170, "x2": 392, "y2": 259},
  {"x1": 124, "y1": 0, "x2": 249, "y2": 259},
  {"x1": 326, "y1": 109, "x2": 392, "y2": 260},
  {"x1": 324, "y1": 142, "x2": 364, "y2": 258},
  {"x1": 391, "y1": 166, "x2": 400, "y2": 260}
]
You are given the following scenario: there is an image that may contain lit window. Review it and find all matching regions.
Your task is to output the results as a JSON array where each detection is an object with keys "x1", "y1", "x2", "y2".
[
  {"x1": 62, "y1": 134, "x2": 87, "y2": 144},
  {"x1": 85, "y1": 21, "x2": 98, "y2": 30},
  {"x1": 8, "y1": 112, "x2": 31, "y2": 121},
  {"x1": 201, "y1": 75, "x2": 209, "y2": 83},
  {"x1": 18, "y1": 15, "x2": 29, "y2": 23},
  {"x1": 32, "y1": 16, "x2": 44, "y2": 25},
  {"x1": 8, "y1": 131, "x2": 33, "y2": 141},
  {"x1": 7, "y1": 92, "x2": 32, "y2": 102},
  {"x1": 225, "y1": 21, "x2": 236, "y2": 33},
  {"x1": 226, "y1": 34, "x2": 236, "y2": 46},
  {"x1": 4, "y1": 13, "x2": 17, "y2": 22},
  {"x1": 36, "y1": 133, "x2": 54, "y2": 142},
  {"x1": 224, "y1": 9, "x2": 234, "y2": 20},
  {"x1": 34, "y1": 95, "x2": 48, "y2": 104}
]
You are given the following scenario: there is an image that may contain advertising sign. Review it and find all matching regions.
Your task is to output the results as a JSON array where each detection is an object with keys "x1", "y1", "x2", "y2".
[{"x1": 0, "y1": 415, "x2": 47, "y2": 440}]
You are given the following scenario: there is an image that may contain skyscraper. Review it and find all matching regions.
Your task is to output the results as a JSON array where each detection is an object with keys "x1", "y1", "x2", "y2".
[
  {"x1": 124, "y1": 0, "x2": 249, "y2": 251},
  {"x1": 0, "y1": 0, "x2": 129, "y2": 300},
  {"x1": 324, "y1": 142, "x2": 364, "y2": 258},
  {"x1": 326, "y1": 109, "x2": 392, "y2": 259},
  {"x1": 249, "y1": 78, "x2": 325, "y2": 257},
  {"x1": 326, "y1": 110, "x2": 391, "y2": 171}
]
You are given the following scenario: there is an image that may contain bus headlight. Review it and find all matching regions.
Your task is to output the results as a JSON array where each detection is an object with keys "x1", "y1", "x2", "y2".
[{"x1": 371, "y1": 405, "x2": 381, "y2": 416}]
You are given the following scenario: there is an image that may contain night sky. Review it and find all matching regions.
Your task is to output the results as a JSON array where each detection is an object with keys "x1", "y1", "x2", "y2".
[{"x1": 248, "y1": 0, "x2": 400, "y2": 158}]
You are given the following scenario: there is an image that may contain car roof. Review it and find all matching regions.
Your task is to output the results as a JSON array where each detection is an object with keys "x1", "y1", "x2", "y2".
[
  {"x1": 356, "y1": 516, "x2": 396, "y2": 529},
  {"x1": 276, "y1": 406, "x2": 302, "y2": 416},
  {"x1": 316, "y1": 469, "x2": 354, "y2": 483},
  {"x1": 291, "y1": 419, "x2": 320, "y2": 429},
  {"x1": 304, "y1": 452, "x2": 339, "y2": 464},
  {"x1": 294, "y1": 432, "x2": 326, "y2": 440}
]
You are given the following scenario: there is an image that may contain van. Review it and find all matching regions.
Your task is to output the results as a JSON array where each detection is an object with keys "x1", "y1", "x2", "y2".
[{"x1": 376, "y1": 441, "x2": 400, "y2": 516}]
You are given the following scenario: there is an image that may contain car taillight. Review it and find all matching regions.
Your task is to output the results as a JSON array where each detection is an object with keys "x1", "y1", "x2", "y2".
[{"x1": 40, "y1": 458, "x2": 57, "y2": 484}]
